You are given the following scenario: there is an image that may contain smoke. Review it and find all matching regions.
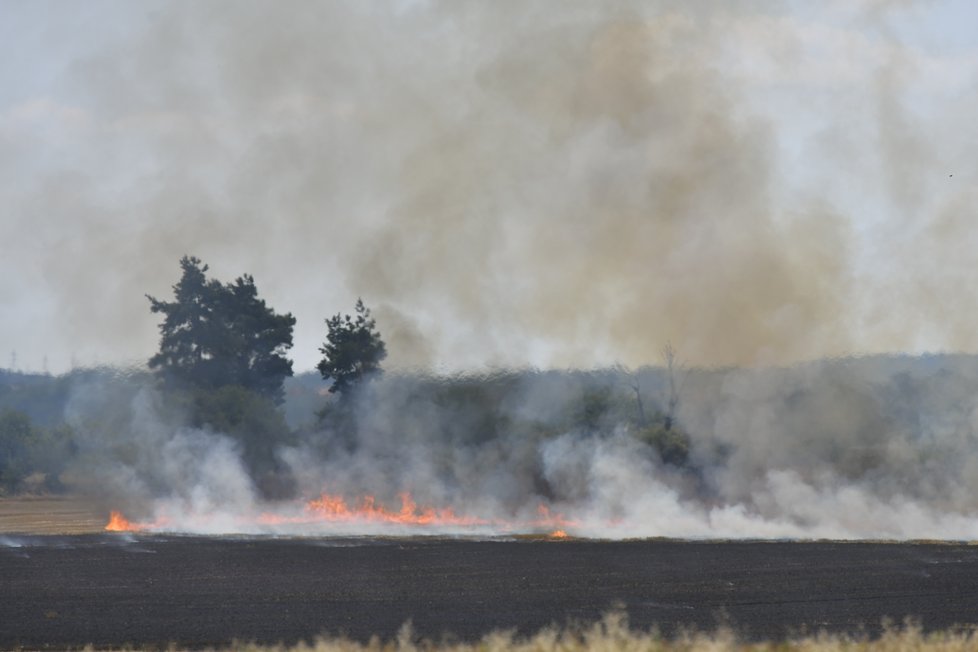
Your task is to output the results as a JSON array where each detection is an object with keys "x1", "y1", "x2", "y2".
[
  {"x1": 2, "y1": 1, "x2": 976, "y2": 372},
  {"x1": 51, "y1": 355, "x2": 978, "y2": 540}
]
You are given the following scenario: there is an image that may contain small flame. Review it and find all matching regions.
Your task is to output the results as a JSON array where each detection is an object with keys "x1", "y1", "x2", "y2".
[
  {"x1": 104, "y1": 510, "x2": 142, "y2": 532},
  {"x1": 534, "y1": 504, "x2": 576, "y2": 530},
  {"x1": 549, "y1": 529, "x2": 569, "y2": 539}
]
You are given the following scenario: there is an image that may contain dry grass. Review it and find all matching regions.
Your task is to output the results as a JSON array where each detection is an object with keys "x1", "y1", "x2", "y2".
[
  {"x1": 76, "y1": 612, "x2": 978, "y2": 652},
  {"x1": 0, "y1": 494, "x2": 106, "y2": 534}
]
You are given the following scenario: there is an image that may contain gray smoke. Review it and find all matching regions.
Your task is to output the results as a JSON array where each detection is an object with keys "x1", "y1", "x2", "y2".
[
  {"x1": 2, "y1": 1, "x2": 975, "y2": 372},
  {"x1": 55, "y1": 355, "x2": 978, "y2": 540}
]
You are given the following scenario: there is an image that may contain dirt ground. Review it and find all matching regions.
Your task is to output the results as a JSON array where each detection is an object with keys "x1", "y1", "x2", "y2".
[{"x1": 4, "y1": 533, "x2": 978, "y2": 649}]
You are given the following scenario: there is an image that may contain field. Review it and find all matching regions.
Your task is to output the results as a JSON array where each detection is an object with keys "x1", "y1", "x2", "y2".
[
  {"x1": 0, "y1": 495, "x2": 107, "y2": 534},
  {"x1": 5, "y1": 496, "x2": 978, "y2": 650}
]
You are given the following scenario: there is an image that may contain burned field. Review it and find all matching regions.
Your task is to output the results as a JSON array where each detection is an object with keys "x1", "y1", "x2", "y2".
[{"x1": 3, "y1": 536, "x2": 978, "y2": 649}]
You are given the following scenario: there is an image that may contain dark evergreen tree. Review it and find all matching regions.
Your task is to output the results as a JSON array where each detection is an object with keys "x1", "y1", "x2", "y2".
[
  {"x1": 147, "y1": 256, "x2": 296, "y2": 404},
  {"x1": 220, "y1": 274, "x2": 297, "y2": 404},
  {"x1": 147, "y1": 256, "x2": 222, "y2": 388},
  {"x1": 317, "y1": 299, "x2": 387, "y2": 396}
]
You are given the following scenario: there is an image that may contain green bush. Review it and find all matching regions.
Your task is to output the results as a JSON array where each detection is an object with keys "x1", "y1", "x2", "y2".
[
  {"x1": 0, "y1": 408, "x2": 73, "y2": 494},
  {"x1": 634, "y1": 420, "x2": 690, "y2": 467}
]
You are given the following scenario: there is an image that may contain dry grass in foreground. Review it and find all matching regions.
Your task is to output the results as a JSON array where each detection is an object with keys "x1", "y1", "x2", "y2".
[{"x1": 77, "y1": 611, "x2": 978, "y2": 652}]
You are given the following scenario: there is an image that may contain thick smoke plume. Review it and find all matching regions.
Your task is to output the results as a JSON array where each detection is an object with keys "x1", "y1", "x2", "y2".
[
  {"x1": 58, "y1": 355, "x2": 978, "y2": 540},
  {"x1": 3, "y1": 1, "x2": 976, "y2": 371}
]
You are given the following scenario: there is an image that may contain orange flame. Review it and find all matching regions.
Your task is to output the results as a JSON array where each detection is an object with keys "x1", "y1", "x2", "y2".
[
  {"x1": 106, "y1": 493, "x2": 580, "y2": 535},
  {"x1": 104, "y1": 510, "x2": 143, "y2": 532},
  {"x1": 304, "y1": 492, "x2": 490, "y2": 527},
  {"x1": 533, "y1": 504, "x2": 576, "y2": 530}
]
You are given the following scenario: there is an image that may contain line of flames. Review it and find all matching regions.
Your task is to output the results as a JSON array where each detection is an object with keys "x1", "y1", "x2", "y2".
[{"x1": 105, "y1": 492, "x2": 576, "y2": 538}]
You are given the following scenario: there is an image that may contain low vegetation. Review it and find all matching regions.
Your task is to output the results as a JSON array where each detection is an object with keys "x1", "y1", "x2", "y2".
[{"x1": 76, "y1": 613, "x2": 978, "y2": 652}]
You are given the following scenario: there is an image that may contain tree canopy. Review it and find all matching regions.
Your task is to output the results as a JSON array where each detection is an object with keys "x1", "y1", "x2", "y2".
[
  {"x1": 148, "y1": 256, "x2": 296, "y2": 404},
  {"x1": 317, "y1": 299, "x2": 387, "y2": 396}
]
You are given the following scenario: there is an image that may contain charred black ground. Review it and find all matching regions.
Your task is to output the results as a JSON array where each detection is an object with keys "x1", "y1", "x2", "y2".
[{"x1": 3, "y1": 536, "x2": 978, "y2": 649}]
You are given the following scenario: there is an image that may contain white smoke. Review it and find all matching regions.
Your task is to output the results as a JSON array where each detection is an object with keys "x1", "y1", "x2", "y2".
[{"x1": 61, "y1": 356, "x2": 978, "y2": 540}]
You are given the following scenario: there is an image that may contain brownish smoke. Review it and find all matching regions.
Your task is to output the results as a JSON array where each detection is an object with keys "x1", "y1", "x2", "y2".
[{"x1": 6, "y1": 1, "x2": 975, "y2": 370}]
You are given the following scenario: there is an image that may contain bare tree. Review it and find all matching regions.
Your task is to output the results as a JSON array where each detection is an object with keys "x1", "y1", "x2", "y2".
[
  {"x1": 616, "y1": 343, "x2": 687, "y2": 431},
  {"x1": 614, "y1": 363, "x2": 647, "y2": 426},
  {"x1": 661, "y1": 342, "x2": 687, "y2": 431}
]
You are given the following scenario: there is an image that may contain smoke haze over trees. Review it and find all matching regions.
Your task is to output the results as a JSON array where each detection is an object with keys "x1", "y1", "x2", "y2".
[{"x1": 7, "y1": 352, "x2": 978, "y2": 540}]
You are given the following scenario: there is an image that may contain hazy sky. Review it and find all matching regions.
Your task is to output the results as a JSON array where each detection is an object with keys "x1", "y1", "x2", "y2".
[{"x1": 2, "y1": 0, "x2": 977, "y2": 374}]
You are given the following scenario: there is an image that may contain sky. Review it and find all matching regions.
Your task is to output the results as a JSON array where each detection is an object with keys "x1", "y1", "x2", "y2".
[{"x1": 1, "y1": 0, "x2": 978, "y2": 374}]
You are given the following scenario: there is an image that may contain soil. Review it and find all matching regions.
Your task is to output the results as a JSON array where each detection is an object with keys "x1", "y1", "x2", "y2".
[{"x1": 3, "y1": 534, "x2": 978, "y2": 649}]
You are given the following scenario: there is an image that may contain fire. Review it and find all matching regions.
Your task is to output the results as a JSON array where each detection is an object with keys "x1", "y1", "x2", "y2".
[
  {"x1": 104, "y1": 510, "x2": 143, "y2": 532},
  {"x1": 305, "y1": 492, "x2": 490, "y2": 527},
  {"x1": 105, "y1": 492, "x2": 580, "y2": 536},
  {"x1": 534, "y1": 504, "x2": 576, "y2": 530},
  {"x1": 104, "y1": 510, "x2": 167, "y2": 532}
]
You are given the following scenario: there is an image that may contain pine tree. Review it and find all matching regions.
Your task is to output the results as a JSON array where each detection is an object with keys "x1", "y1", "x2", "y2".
[
  {"x1": 317, "y1": 299, "x2": 387, "y2": 396},
  {"x1": 147, "y1": 256, "x2": 296, "y2": 404}
]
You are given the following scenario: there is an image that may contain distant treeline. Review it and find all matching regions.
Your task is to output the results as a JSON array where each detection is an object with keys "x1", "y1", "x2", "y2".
[
  {"x1": 2, "y1": 353, "x2": 978, "y2": 501},
  {"x1": 0, "y1": 363, "x2": 689, "y2": 497}
]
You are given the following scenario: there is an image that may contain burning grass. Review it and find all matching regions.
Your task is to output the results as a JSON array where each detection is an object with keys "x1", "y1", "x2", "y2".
[
  {"x1": 74, "y1": 613, "x2": 978, "y2": 652},
  {"x1": 102, "y1": 492, "x2": 579, "y2": 537}
]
